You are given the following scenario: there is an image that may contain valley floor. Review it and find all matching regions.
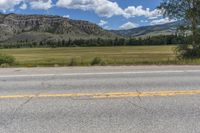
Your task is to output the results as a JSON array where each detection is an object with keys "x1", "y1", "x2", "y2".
[{"x1": 0, "y1": 45, "x2": 200, "y2": 67}]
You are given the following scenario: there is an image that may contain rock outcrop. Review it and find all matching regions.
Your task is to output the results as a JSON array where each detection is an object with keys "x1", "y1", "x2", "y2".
[{"x1": 0, "y1": 13, "x2": 117, "y2": 42}]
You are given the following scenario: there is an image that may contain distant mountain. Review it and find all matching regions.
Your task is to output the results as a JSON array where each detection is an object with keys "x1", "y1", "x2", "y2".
[
  {"x1": 0, "y1": 13, "x2": 118, "y2": 43},
  {"x1": 111, "y1": 21, "x2": 184, "y2": 38}
]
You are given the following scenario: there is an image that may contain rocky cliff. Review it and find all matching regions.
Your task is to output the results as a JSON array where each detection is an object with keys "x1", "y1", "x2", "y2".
[{"x1": 0, "y1": 13, "x2": 117, "y2": 42}]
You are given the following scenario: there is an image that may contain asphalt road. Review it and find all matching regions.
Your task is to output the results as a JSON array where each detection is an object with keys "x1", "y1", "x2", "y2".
[{"x1": 0, "y1": 66, "x2": 200, "y2": 133}]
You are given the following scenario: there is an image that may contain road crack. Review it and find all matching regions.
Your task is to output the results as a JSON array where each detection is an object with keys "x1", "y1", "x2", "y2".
[
  {"x1": 124, "y1": 98, "x2": 150, "y2": 113},
  {"x1": 1, "y1": 96, "x2": 34, "y2": 129}
]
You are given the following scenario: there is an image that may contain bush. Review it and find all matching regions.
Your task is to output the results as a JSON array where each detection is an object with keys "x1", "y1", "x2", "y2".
[
  {"x1": 176, "y1": 44, "x2": 200, "y2": 59},
  {"x1": 0, "y1": 54, "x2": 16, "y2": 65},
  {"x1": 68, "y1": 58, "x2": 78, "y2": 66},
  {"x1": 90, "y1": 57, "x2": 105, "y2": 66}
]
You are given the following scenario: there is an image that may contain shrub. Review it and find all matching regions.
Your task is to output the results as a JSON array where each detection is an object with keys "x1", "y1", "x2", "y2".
[
  {"x1": 0, "y1": 54, "x2": 16, "y2": 65},
  {"x1": 90, "y1": 57, "x2": 105, "y2": 66},
  {"x1": 68, "y1": 58, "x2": 78, "y2": 66}
]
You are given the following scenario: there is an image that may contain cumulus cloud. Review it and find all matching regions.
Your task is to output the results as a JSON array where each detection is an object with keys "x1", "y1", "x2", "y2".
[
  {"x1": 63, "y1": 15, "x2": 70, "y2": 18},
  {"x1": 0, "y1": 0, "x2": 22, "y2": 12},
  {"x1": 20, "y1": 2, "x2": 27, "y2": 10},
  {"x1": 124, "y1": 6, "x2": 161, "y2": 19},
  {"x1": 99, "y1": 20, "x2": 107, "y2": 26},
  {"x1": 29, "y1": 0, "x2": 52, "y2": 10},
  {"x1": 0, "y1": 0, "x2": 161, "y2": 20},
  {"x1": 56, "y1": 0, "x2": 161, "y2": 18},
  {"x1": 0, "y1": 0, "x2": 52, "y2": 12},
  {"x1": 150, "y1": 18, "x2": 176, "y2": 25},
  {"x1": 56, "y1": 0, "x2": 125, "y2": 18},
  {"x1": 120, "y1": 22, "x2": 138, "y2": 30}
]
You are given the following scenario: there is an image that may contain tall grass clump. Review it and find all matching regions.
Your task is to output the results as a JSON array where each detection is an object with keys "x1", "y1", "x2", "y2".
[
  {"x1": 90, "y1": 57, "x2": 106, "y2": 66},
  {"x1": 0, "y1": 54, "x2": 16, "y2": 66}
]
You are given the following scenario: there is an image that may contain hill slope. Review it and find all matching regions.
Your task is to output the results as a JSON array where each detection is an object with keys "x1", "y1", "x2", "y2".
[
  {"x1": 111, "y1": 22, "x2": 183, "y2": 38},
  {"x1": 0, "y1": 13, "x2": 118, "y2": 43}
]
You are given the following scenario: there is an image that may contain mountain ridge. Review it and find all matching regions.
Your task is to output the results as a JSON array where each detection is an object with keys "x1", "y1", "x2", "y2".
[
  {"x1": 0, "y1": 13, "x2": 118, "y2": 43},
  {"x1": 110, "y1": 21, "x2": 183, "y2": 38},
  {"x1": 0, "y1": 13, "x2": 184, "y2": 44}
]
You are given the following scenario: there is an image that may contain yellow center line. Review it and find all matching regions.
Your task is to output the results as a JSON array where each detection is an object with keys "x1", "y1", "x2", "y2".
[{"x1": 1, "y1": 90, "x2": 200, "y2": 99}]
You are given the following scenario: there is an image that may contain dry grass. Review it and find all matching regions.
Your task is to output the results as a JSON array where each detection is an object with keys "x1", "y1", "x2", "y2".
[{"x1": 0, "y1": 46, "x2": 199, "y2": 67}]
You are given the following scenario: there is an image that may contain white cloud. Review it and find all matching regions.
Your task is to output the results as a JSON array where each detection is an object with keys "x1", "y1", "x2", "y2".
[
  {"x1": 0, "y1": 0, "x2": 162, "y2": 20},
  {"x1": 124, "y1": 6, "x2": 161, "y2": 19},
  {"x1": 29, "y1": 0, "x2": 52, "y2": 10},
  {"x1": 99, "y1": 20, "x2": 107, "y2": 26},
  {"x1": 63, "y1": 15, "x2": 70, "y2": 18},
  {"x1": 119, "y1": 22, "x2": 138, "y2": 30},
  {"x1": 0, "y1": 0, "x2": 22, "y2": 12},
  {"x1": 20, "y1": 2, "x2": 27, "y2": 10},
  {"x1": 56, "y1": 0, "x2": 125, "y2": 18},
  {"x1": 0, "y1": 0, "x2": 52, "y2": 12},
  {"x1": 150, "y1": 18, "x2": 176, "y2": 25},
  {"x1": 56, "y1": 0, "x2": 161, "y2": 19}
]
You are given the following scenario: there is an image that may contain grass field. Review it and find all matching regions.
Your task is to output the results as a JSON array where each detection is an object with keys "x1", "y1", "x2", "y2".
[{"x1": 1, "y1": 46, "x2": 200, "y2": 67}]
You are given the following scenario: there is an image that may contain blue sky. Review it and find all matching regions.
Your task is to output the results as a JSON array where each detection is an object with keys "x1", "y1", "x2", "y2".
[{"x1": 0, "y1": 0, "x2": 174, "y2": 30}]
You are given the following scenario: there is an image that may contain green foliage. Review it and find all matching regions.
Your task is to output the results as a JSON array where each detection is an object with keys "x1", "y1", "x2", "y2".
[
  {"x1": 0, "y1": 35, "x2": 188, "y2": 49},
  {"x1": 176, "y1": 44, "x2": 200, "y2": 59},
  {"x1": 90, "y1": 57, "x2": 106, "y2": 66},
  {"x1": 159, "y1": 0, "x2": 200, "y2": 58},
  {"x1": 0, "y1": 54, "x2": 15, "y2": 65}
]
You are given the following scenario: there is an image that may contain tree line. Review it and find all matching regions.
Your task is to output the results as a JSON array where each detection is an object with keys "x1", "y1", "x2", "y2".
[{"x1": 0, "y1": 35, "x2": 190, "y2": 49}]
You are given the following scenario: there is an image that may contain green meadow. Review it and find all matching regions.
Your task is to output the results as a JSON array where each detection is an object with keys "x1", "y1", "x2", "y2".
[{"x1": 1, "y1": 46, "x2": 200, "y2": 67}]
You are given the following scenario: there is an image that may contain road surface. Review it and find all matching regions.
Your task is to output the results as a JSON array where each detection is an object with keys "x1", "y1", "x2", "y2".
[{"x1": 0, "y1": 66, "x2": 200, "y2": 133}]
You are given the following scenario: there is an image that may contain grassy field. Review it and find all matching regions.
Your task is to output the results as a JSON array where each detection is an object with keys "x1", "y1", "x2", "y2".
[{"x1": 1, "y1": 45, "x2": 200, "y2": 67}]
